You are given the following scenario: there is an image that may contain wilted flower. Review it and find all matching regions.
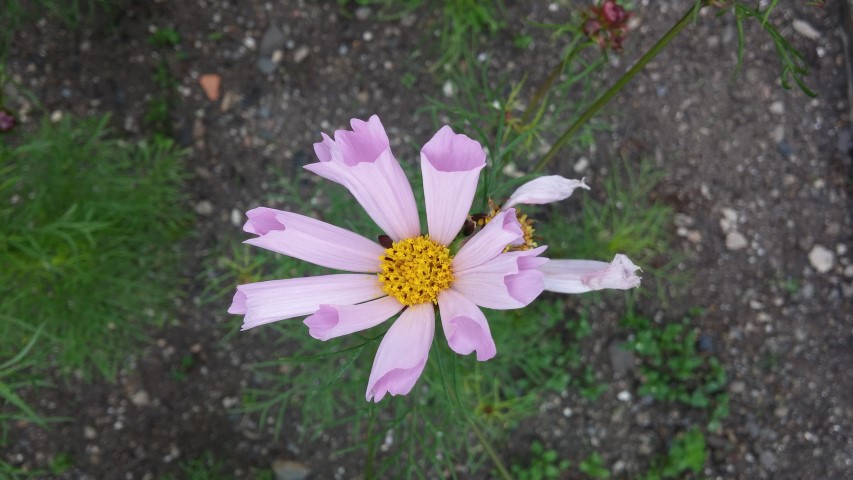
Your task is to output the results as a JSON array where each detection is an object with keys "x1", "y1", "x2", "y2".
[
  {"x1": 482, "y1": 175, "x2": 642, "y2": 293},
  {"x1": 583, "y1": 0, "x2": 632, "y2": 51},
  {"x1": 0, "y1": 109, "x2": 16, "y2": 132},
  {"x1": 229, "y1": 116, "x2": 641, "y2": 402}
]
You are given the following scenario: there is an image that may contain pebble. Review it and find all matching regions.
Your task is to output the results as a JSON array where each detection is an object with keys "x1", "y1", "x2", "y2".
[
  {"x1": 199, "y1": 74, "x2": 221, "y2": 101},
  {"x1": 573, "y1": 157, "x2": 589, "y2": 173},
  {"x1": 808, "y1": 245, "x2": 834, "y2": 273},
  {"x1": 607, "y1": 341, "x2": 634, "y2": 377},
  {"x1": 726, "y1": 231, "x2": 749, "y2": 251},
  {"x1": 130, "y1": 390, "x2": 151, "y2": 407},
  {"x1": 617, "y1": 390, "x2": 632, "y2": 402},
  {"x1": 230, "y1": 208, "x2": 243, "y2": 227},
  {"x1": 792, "y1": 19, "x2": 820, "y2": 40},
  {"x1": 222, "y1": 396, "x2": 240, "y2": 409},
  {"x1": 195, "y1": 200, "x2": 214, "y2": 216},
  {"x1": 442, "y1": 80, "x2": 456, "y2": 97},
  {"x1": 729, "y1": 381, "x2": 746, "y2": 394},
  {"x1": 760, "y1": 451, "x2": 777, "y2": 470},
  {"x1": 84, "y1": 426, "x2": 97, "y2": 439},
  {"x1": 769, "y1": 101, "x2": 785, "y2": 116},
  {"x1": 355, "y1": 6, "x2": 371, "y2": 20},
  {"x1": 293, "y1": 46, "x2": 310, "y2": 64},
  {"x1": 272, "y1": 460, "x2": 311, "y2": 480}
]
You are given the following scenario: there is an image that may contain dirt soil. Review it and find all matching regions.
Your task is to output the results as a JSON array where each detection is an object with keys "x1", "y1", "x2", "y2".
[{"x1": 3, "y1": 0, "x2": 852, "y2": 479}]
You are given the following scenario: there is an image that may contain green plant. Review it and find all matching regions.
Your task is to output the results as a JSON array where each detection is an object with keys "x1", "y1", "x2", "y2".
[
  {"x1": 640, "y1": 427, "x2": 706, "y2": 479},
  {"x1": 0, "y1": 116, "x2": 187, "y2": 379},
  {"x1": 161, "y1": 451, "x2": 265, "y2": 480},
  {"x1": 148, "y1": 27, "x2": 181, "y2": 48},
  {"x1": 510, "y1": 441, "x2": 570, "y2": 480},
  {"x1": 48, "y1": 453, "x2": 73, "y2": 475},
  {"x1": 622, "y1": 312, "x2": 727, "y2": 410},
  {"x1": 0, "y1": 326, "x2": 48, "y2": 442},
  {"x1": 579, "y1": 452, "x2": 610, "y2": 479},
  {"x1": 145, "y1": 28, "x2": 183, "y2": 138}
]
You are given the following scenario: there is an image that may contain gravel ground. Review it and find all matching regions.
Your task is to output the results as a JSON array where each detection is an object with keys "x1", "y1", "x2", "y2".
[{"x1": 3, "y1": 1, "x2": 851, "y2": 479}]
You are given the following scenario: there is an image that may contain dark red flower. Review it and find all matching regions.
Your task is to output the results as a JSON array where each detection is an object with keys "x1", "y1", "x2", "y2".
[
  {"x1": 583, "y1": 0, "x2": 631, "y2": 52},
  {"x1": 0, "y1": 109, "x2": 15, "y2": 132}
]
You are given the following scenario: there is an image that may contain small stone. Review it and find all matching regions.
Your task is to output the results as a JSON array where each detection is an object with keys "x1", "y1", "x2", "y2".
[
  {"x1": 686, "y1": 230, "x2": 703, "y2": 243},
  {"x1": 674, "y1": 213, "x2": 694, "y2": 228},
  {"x1": 50, "y1": 110, "x2": 63, "y2": 122},
  {"x1": 222, "y1": 396, "x2": 239, "y2": 409},
  {"x1": 726, "y1": 231, "x2": 748, "y2": 251},
  {"x1": 769, "y1": 101, "x2": 785, "y2": 116},
  {"x1": 259, "y1": 25, "x2": 285, "y2": 54},
  {"x1": 573, "y1": 157, "x2": 589, "y2": 173},
  {"x1": 729, "y1": 381, "x2": 746, "y2": 394},
  {"x1": 617, "y1": 390, "x2": 632, "y2": 402},
  {"x1": 760, "y1": 451, "x2": 777, "y2": 470},
  {"x1": 792, "y1": 19, "x2": 820, "y2": 40},
  {"x1": 272, "y1": 460, "x2": 311, "y2": 480},
  {"x1": 230, "y1": 208, "x2": 242, "y2": 227},
  {"x1": 195, "y1": 200, "x2": 214, "y2": 216},
  {"x1": 257, "y1": 58, "x2": 277, "y2": 74},
  {"x1": 84, "y1": 426, "x2": 97, "y2": 439},
  {"x1": 808, "y1": 245, "x2": 834, "y2": 273},
  {"x1": 199, "y1": 74, "x2": 221, "y2": 101},
  {"x1": 607, "y1": 341, "x2": 634, "y2": 378},
  {"x1": 562, "y1": 407, "x2": 573, "y2": 417},
  {"x1": 442, "y1": 80, "x2": 456, "y2": 97},
  {"x1": 355, "y1": 6, "x2": 371, "y2": 20},
  {"x1": 770, "y1": 125, "x2": 785, "y2": 142},
  {"x1": 130, "y1": 390, "x2": 151, "y2": 407},
  {"x1": 220, "y1": 91, "x2": 239, "y2": 112},
  {"x1": 293, "y1": 46, "x2": 310, "y2": 64}
]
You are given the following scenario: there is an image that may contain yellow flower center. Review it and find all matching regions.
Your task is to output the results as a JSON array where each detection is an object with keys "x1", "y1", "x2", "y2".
[
  {"x1": 476, "y1": 202, "x2": 537, "y2": 251},
  {"x1": 378, "y1": 236, "x2": 454, "y2": 306}
]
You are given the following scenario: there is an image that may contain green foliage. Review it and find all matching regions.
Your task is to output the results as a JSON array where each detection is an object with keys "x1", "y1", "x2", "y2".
[
  {"x1": 164, "y1": 452, "x2": 232, "y2": 480},
  {"x1": 146, "y1": 28, "x2": 182, "y2": 138},
  {"x1": 432, "y1": 0, "x2": 505, "y2": 71},
  {"x1": 48, "y1": 453, "x2": 73, "y2": 475},
  {"x1": 149, "y1": 27, "x2": 181, "y2": 47},
  {"x1": 537, "y1": 160, "x2": 671, "y2": 267},
  {"x1": 510, "y1": 441, "x2": 570, "y2": 480},
  {"x1": 0, "y1": 0, "x2": 114, "y2": 31},
  {"x1": 640, "y1": 427, "x2": 706, "y2": 479},
  {"x1": 0, "y1": 116, "x2": 188, "y2": 379},
  {"x1": 725, "y1": 1, "x2": 815, "y2": 96},
  {"x1": 579, "y1": 452, "x2": 610, "y2": 479},
  {"x1": 622, "y1": 312, "x2": 727, "y2": 411},
  {"x1": 0, "y1": 327, "x2": 48, "y2": 446}
]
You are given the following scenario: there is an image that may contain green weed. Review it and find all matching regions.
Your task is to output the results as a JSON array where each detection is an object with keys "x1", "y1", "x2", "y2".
[
  {"x1": 640, "y1": 427, "x2": 706, "y2": 479},
  {"x1": 510, "y1": 441, "x2": 570, "y2": 480},
  {"x1": 579, "y1": 452, "x2": 610, "y2": 479},
  {"x1": 622, "y1": 312, "x2": 727, "y2": 412},
  {"x1": 0, "y1": 116, "x2": 188, "y2": 380}
]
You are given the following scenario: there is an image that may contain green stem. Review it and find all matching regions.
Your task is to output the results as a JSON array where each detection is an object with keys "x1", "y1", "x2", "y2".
[
  {"x1": 466, "y1": 414, "x2": 512, "y2": 480},
  {"x1": 364, "y1": 405, "x2": 376, "y2": 479},
  {"x1": 533, "y1": 1, "x2": 706, "y2": 173},
  {"x1": 519, "y1": 39, "x2": 584, "y2": 126}
]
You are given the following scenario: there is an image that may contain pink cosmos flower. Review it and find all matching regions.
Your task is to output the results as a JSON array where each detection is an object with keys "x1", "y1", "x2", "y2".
[
  {"x1": 229, "y1": 116, "x2": 641, "y2": 402},
  {"x1": 229, "y1": 115, "x2": 548, "y2": 402}
]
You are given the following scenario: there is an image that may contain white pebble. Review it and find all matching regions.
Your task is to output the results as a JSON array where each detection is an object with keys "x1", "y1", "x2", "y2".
[{"x1": 808, "y1": 245, "x2": 834, "y2": 273}]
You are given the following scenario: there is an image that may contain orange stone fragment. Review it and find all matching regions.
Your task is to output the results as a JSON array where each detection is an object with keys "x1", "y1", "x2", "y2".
[{"x1": 199, "y1": 74, "x2": 221, "y2": 101}]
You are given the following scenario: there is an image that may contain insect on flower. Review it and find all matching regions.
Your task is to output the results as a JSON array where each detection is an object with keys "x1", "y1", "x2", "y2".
[{"x1": 229, "y1": 116, "x2": 640, "y2": 401}]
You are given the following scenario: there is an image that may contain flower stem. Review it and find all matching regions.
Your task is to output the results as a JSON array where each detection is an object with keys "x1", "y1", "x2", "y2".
[
  {"x1": 466, "y1": 414, "x2": 513, "y2": 480},
  {"x1": 533, "y1": 1, "x2": 707, "y2": 173}
]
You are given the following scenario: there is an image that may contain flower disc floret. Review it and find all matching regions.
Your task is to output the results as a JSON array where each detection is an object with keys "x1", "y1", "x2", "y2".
[{"x1": 378, "y1": 236, "x2": 454, "y2": 306}]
